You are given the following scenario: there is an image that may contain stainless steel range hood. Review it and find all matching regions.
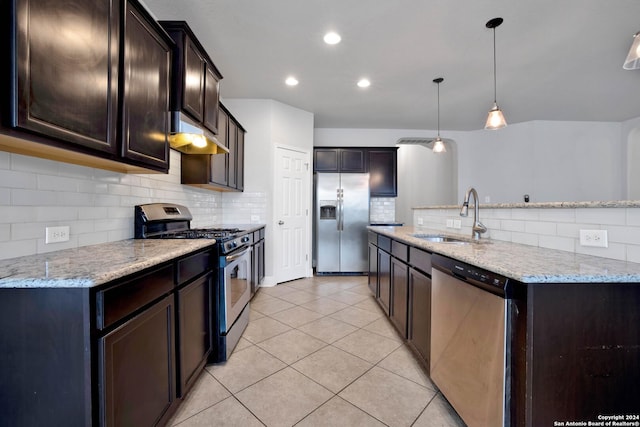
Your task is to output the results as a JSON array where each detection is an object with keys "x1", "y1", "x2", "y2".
[{"x1": 168, "y1": 112, "x2": 229, "y2": 155}]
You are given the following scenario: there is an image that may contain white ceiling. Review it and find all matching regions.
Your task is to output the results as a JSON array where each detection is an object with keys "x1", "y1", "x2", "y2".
[{"x1": 143, "y1": 0, "x2": 640, "y2": 131}]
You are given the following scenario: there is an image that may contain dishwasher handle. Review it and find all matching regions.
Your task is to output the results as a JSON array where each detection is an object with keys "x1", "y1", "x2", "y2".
[{"x1": 432, "y1": 254, "x2": 509, "y2": 298}]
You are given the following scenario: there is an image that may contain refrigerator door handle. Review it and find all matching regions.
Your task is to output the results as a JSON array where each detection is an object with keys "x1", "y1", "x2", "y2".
[{"x1": 337, "y1": 188, "x2": 344, "y2": 231}]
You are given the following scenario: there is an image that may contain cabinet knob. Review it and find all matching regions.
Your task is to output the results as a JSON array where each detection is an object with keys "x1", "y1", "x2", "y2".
[{"x1": 278, "y1": 220, "x2": 285, "y2": 225}]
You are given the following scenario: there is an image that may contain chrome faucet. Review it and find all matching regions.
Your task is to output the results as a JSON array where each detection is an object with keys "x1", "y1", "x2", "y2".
[{"x1": 460, "y1": 187, "x2": 487, "y2": 240}]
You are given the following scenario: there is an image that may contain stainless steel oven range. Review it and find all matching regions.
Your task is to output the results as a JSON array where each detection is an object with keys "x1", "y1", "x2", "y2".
[{"x1": 134, "y1": 203, "x2": 252, "y2": 362}]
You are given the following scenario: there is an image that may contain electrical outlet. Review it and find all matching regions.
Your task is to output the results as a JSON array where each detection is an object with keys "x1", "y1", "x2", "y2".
[
  {"x1": 453, "y1": 219, "x2": 462, "y2": 229},
  {"x1": 250, "y1": 215, "x2": 260, "y2": 223},
  {"x1": 446, "y1": 219, "x2": 454, "y2": 228},
  {"x1": 417, "y1": 218, "x2": 424, "y2": 225},
  {"x1": 484, "y1": 196, "x2": 491, "y2": 203},
  {"x1": 579, "y1": 229, "x2": 608, "y2": 248},
  {"x1": 46, "y1": 226, "x2": 70, "y2": 244}
]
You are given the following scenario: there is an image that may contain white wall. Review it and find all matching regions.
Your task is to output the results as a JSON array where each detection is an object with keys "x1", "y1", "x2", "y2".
[
  {"x1": 0, "y1": 150, "x2": 222, "y2": 260},
  {"x1": 222, "y1": 99, "x2": 315, "y2": 283},
  {"x1": 457, "y1": 120, "x2": 625, "y2": 203},
  {"x1": 623, "y1": 116, "x2": 640, "y2": 199}
]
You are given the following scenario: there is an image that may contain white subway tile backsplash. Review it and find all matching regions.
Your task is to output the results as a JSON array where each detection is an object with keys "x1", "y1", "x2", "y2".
[
  {"x1": 576, "y1": 242, "x2": 626, "y2": 261},
  {"x1": 627, "y1": 245, "x2": 640, "y2": 264},
  {"x1": 0, "y1": 170, "x2": 37, "y2": 189},
  {"x1": 0, "y1": 239, "x2": 37, "y2": 259},
  {"x1": 501, "y1": 219, "x2": 526, "y2": 233},
  {"x1": 11, "y1": 189, "x2": 59, "y2": 206},
  {"x1": 415, "y1": 206, "x2": 640, "y2": 263},
  {"x1": 539, "y1": 235, "x2": 575, "y2": 252},
  {"x1": 524, "y1": 221, "x2": 557, "y2": 236},
  {"x1": 538, "y1": 208, "x2": 576, "y2": 223},
  {"x1": 511, "y1": 232, "x2": 539, "y2": 247},
  {"x1": 576, "y1": 208, "x2": 626, "y2": 226},
  {"x1": 0, "y1": 151, "x2": 226, "y2": 261},
  {"x1": 0, "y1": 224, "x2": 10, "y2": 241},
  {"x1": 11, "y1": 222, "x2": 45, "y2": 240}
]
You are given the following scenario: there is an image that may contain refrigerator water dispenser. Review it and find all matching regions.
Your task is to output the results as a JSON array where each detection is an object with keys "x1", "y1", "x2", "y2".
[{"x1": 320, "y1": 202, "x2": 337, "y2": 220}]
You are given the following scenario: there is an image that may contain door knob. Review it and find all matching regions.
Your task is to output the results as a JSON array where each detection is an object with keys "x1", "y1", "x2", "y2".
[{"x1": 278, "y1": 220, "x2": 284, "y2": 225}]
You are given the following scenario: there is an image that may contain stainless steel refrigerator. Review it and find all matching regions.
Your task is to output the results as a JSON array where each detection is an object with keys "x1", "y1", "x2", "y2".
[{"x1": 315, "y1": 173, "x2": 370, "y2": 273}]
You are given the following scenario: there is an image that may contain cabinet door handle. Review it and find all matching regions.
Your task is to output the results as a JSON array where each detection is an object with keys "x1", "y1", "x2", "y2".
[{"x1": 278, "y1": 220, "x2": 284, "y2": 225}]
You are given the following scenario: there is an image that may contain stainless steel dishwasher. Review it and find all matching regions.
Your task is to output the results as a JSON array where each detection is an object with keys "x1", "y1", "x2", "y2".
[{"x1": 430, "y1": 254, "x2": 510, "y2": 427}]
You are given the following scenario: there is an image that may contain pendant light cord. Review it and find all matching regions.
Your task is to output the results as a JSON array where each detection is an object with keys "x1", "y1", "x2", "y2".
[
  {"x1": 492, "y1": 27, "x2": 497, "y2": 104},
  {"x1": 437, "y1": 82, "x2": 440, "y2": 137}
]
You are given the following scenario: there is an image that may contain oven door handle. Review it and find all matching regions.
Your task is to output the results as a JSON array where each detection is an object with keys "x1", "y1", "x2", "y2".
[{"x1": 225, "y1": 246, "x2": 251, "y2": 262}]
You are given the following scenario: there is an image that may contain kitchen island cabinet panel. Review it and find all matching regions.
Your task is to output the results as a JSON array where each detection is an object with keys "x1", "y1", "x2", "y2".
[
  {"x1": 377, "y1": 248, "x2": 391, "y2": 316},
  {"x1": 390, "y1": 256, "x2": 409, "y2": 338},
  {"x1": 526, "y1": 283, "x2": 640, "y2": 426},
  {"x1": 408, "y1": 267, "x2": 431, "y2": 370}
]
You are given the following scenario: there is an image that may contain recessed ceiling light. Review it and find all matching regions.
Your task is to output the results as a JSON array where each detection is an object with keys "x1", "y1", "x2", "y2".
[
  {"x1": 357, "y1": 78, "x2": 371, "y2": 88},
  {"x1": 323, "y1": 32, "x2": 341, "y2": 45},
  {"x1": 285, "y1": 76, "x2": 299, "y2": 86}
]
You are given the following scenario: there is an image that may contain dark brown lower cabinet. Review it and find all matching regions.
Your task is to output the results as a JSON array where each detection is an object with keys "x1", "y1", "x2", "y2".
[
  {"x1": 99, "y1": 294, "x2": 175, "y2": 427},
  {"x1": 390, "y1": 256, "x2": 408, "y2": 338},
  {"x1": 177, "y1": 273, "x2": 212, "y2": 396},
  {"x1": 377, "y1": 249, "x2": 391, "y2": 315},
  {"x1": 368, "y1": 242, "x2": 378, "y2": 296},
  {"x1": 408, "y1": 267, "x2": 431, "y2": 369}
]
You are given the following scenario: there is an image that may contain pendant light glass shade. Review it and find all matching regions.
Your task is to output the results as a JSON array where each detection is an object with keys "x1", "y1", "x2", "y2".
[
  {"x1": 432, "y1": 77, "x2": 447, "y2": 153},
  {"x1": 485, "y1": 102, "x2": 507, "y2": 130},
  {"x1": 623, "y1": 31, "x2": 640, "y2": 70},
  {"x1": 485, "y1": 17, "x2": 507, "y2": 130},
  {"x1": 432, "y1": 137, "x2": 446, "y2": 153}
]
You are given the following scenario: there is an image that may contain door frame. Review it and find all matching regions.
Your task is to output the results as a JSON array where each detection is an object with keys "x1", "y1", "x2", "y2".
[{"x1": 273, "y1": 144, "x2": 313, "y2": 282}]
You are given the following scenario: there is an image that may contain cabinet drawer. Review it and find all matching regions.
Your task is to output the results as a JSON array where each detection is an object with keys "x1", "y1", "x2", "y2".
[
  {"x1": 177, "y1": 250, "x2": 212, "y2": 285},
  {"x1": 378, "y1": 235, "x2": 391, "y2": 252},
  {"x1": 368, "y1": 231, "x2": 377, "y2": 244},
  {"x1": 97, "y1": 264, "x2": 175, "y2": 329},
  {"x1": 410, "y1": 247, "x2": 432, "y2": 274},
  {"x1": 392, "y1": 241, "x2": 408, "y2": 262}
]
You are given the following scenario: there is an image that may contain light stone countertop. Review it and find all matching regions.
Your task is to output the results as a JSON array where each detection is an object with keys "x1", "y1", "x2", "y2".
[
  {"x1": 412, "y1": 200, "x2": 640, "y2": 209},
  {"x1": 0, "y1": 239, "x2": 217, "y2": 289},
  {"x1": 368, "y1": 226, "x2": 640, "y2": 284}
]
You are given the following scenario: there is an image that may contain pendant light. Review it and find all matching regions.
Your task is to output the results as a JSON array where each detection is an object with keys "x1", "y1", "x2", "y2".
[
  {"x1": 623, "y1": 31, "x2": 640, "y2": 70},
  {"x1": 432, "y1": 77, "x2": 446, "y2": 153},
  {"x1": 485, "y1": 17, "x2": 507, "y2": 130}
]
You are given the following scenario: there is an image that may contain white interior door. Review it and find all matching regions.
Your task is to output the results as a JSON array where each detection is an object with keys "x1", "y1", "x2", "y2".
[{"x1": 275, "y1": 146, "x2": 310, "y2": 283}]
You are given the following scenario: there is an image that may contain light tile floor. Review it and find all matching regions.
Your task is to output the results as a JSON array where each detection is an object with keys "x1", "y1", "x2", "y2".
[{"x1": 169, "y1": 275, "x2": 466, "y2": 427}]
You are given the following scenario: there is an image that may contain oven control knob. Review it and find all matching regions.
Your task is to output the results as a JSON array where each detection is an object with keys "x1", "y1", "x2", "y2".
[{"x1": 242, "y1": 236, "x2": 250, "y2": 243}]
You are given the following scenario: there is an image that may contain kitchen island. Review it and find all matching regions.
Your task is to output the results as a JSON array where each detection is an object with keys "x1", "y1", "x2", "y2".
[{"x1": 368, "y1": 225, "x2": 640, "y2": 427}]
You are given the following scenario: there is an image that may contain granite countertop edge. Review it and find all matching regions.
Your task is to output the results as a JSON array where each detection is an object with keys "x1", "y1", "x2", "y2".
[
  {"x1": 0, "y1": 239, "x2": 218, "y2": 289},
  {"x1": 368, "y1": 225, "x2": 640, "y2": 284},
  {"x1": 412, "y1": 200, "x2": 640, "y2": 210}
]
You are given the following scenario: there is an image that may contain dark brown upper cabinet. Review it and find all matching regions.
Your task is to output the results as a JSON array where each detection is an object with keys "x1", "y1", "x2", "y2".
[
  {"x1": 4, "y1": 0, "x2": 174, "y2": 173},
  {"x1": 181, "y1": 103, "x2": 246, "y2": 192},
  {"x1": 12, "y1": 0, "x2": 120, "y2": 154},
  {"x1": 121, "y1": 0, "x2": 172, "y2": 171},
  {"x1": 160, "y1": 21, "x2": 223, "y2": 135},
  {"x1": 368, "y1": 149, "x2": 397, "y2": 197},
  {"x1": 313, "y1": 147, "x2": 398, "y2": 197},
  {"x1": 314, "y1": 148, "x2": 365, "y2": 172}
]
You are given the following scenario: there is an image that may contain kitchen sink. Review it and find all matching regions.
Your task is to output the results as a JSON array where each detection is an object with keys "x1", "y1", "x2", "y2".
[{"x1": 411, "y1": 234, "x2": 472, "y2": 244}]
